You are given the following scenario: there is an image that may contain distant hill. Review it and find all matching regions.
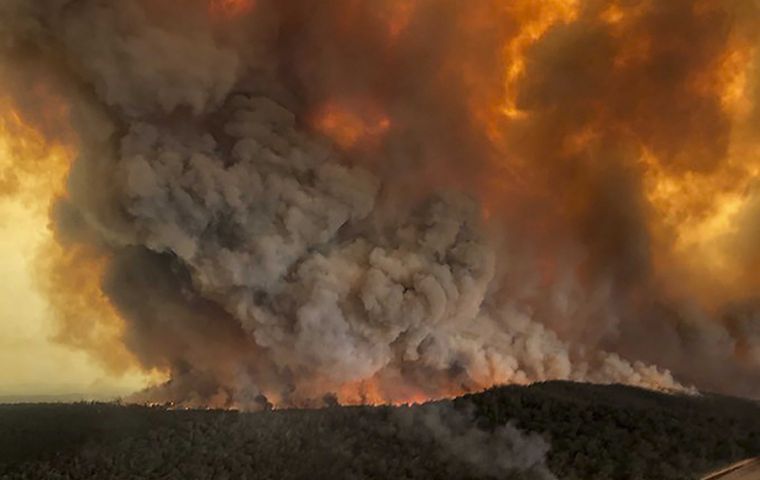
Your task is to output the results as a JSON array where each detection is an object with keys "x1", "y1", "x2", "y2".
[{"x1": 1, "y1": 381, "x2": 758, "y2": 479}]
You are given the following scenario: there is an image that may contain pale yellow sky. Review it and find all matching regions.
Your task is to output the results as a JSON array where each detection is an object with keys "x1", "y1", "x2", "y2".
[
  {"x1": 0, "y1": 199, "x2": 151, "y2": 399},
  {"x1": 0, "y1": 108, "x2": 156, "y2": 400}
]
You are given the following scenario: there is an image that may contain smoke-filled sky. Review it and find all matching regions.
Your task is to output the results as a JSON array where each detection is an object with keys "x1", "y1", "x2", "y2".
[
  {"x1": 2, "y1": 0, "x2": 760, "y2": 406},
  {"x1": 0, "y1": 111, "x2": 152, "y2": 398}
]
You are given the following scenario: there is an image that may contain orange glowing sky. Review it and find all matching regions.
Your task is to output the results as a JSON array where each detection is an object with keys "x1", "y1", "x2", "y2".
[{"x1": 0, "y1": 107, "x2": 160, "y2": 399}]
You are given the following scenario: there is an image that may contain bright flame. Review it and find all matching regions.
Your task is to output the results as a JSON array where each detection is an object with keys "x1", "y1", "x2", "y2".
[{"x1": 334, "y1": 377, "x2": 467, "y2": 407}]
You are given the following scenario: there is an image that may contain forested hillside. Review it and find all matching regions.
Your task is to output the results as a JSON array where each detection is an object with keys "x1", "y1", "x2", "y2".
[{"x1": 1, "y1": 382, "x2": 758, "y2": 479}]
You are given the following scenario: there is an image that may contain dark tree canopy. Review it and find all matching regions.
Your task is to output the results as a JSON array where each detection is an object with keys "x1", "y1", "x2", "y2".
[{"x1": 1, "y1": 381, "x2": 758, "y2": 480}]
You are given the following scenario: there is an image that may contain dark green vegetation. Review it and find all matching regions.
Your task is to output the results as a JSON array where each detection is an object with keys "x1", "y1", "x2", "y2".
[
  {"x1": 460, "y1": 382, "x2": 760, "y2": 479},
  {"x1": 1, "y1": 381, "x2": 758, "y2": 479}
]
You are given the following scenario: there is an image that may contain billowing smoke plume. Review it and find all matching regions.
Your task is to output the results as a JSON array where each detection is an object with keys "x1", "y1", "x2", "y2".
[{"x1": 2, "y1": 0, "x2": 760, "y2": 406}]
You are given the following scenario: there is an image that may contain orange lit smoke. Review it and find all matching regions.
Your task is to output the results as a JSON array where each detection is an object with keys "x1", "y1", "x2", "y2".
[
  {"x1": 209, "y1": 0, "x2": 255, "y2": 18},
  {"x1": 500, "y1": 0, "x2": 579, "y2": 119},
  {"x1": 0, "y1": 102, "x2": 70, "y2": 204},
  {"x1": 313, "y1": 100, "x2": 391, "y2": 150},
  {"x1": 8, "y1": 0, "x2": 760, "y2": 407},
  {"x1": 37, "y1": 242, "x2": 141, "y2": 374},
  {"x1": 0, "y1": 97, "x2": 150, "y2": 377},
  {"x1": 193, "y1": 0, "x2": 760, "y2": 402},
  {"x1": 469, "y1": 0, "x2": 760, "y2": 312},
  {"x1": 637, "y1": 35, "x2": 760, "y2": 306},
  {"x1": 380, "y1": 0, "x2": 416, "y2": 40}
]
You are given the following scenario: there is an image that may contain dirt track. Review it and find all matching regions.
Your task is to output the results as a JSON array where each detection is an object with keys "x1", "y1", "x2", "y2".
[{"x1": 703, "y1": 458, "x2": 760, "y2": 479}]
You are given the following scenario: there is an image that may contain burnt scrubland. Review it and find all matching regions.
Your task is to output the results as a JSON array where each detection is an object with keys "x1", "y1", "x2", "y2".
[{"x1": 0, "y1": 382, "x2": 759, "y2": 480}]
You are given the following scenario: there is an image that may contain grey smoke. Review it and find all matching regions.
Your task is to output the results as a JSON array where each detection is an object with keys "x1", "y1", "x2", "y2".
[
  {"x1": 394, "y1": 402, "x2": 557, "y2": 479},
  {"x1": 98, "y1": 91, "x2": 682, "y2": 405},
  {"x1": 14, "y1": 0, "x2": 760, "y2": 409}
]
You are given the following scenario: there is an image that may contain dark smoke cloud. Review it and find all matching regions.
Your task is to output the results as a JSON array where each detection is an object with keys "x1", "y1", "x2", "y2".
[{"x1": 2, "y1": 0, "x2": 760, "y2": 405}]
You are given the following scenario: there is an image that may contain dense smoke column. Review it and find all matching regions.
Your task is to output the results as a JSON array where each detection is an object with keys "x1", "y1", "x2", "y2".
[{"x1": 2, "y1": 0, "x2": 760, "y2": 406}]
